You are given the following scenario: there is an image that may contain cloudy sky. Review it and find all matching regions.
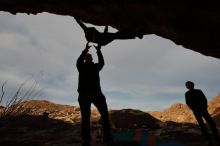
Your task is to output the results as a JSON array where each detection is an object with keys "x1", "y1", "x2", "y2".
[{"x1": 0, "y1": 12, "x2": 220, "y2": 111}]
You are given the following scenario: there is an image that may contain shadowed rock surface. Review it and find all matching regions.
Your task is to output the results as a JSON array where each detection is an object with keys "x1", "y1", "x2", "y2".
[
  {"x1": 109, "y1": 109, "x2": 161, "y2": 129},
  {"x1": 0, "y1": 0, "x2": 220, "y2": 58}
]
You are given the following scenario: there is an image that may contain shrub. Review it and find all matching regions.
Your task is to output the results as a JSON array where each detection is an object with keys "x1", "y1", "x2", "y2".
[{"x1": 0, "y1": 80, "x2": 42, "y2": 120}]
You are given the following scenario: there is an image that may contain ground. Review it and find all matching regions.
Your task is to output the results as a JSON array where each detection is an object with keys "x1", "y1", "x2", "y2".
[{"x1": 0, "y1": 114, "x2": 218, "y2": 146}]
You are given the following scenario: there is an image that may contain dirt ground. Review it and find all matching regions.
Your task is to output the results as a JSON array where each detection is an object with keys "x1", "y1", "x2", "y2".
[{"x1": 1, "y1": 115, "x2": 219, "y2": 146}]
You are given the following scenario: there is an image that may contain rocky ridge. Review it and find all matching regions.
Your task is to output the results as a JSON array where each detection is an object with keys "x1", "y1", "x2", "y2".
[{"x1": 11, "y1": 94, "x2": 220, "y2": 127}]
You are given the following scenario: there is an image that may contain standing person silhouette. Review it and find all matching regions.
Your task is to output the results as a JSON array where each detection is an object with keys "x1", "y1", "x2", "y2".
[
  {"x1": 76, "y1": 42, "x2": 113, "y2": 146},
  {"x1": 185, "y1": 81, "x2": 220, "y2": 146}
]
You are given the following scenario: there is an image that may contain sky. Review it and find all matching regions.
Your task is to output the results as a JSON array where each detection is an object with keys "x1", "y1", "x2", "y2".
[{"x1": 0, "y1": 12, "x2": 220, "y2": 111}]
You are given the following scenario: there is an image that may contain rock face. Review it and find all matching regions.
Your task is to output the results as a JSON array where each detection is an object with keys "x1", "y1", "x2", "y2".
[
  {"x1": 11, "y1": 100, "x2": 162, "y2": 128},
  {"x1": 5, "y1": 95, "x2": 220, "y2": 126},
  {"x1": 208, "y1": 94, "x2": 220, "y2": 126},
  {"x1": 0, "y1": 0, "x2": 220, "y2": 58},
  {"x1": 208, "y1": 94, "x2": 220, "y2": 115},
  {"x1": 149, "y1": 103, "x2": 196, "y2": 123},
  {"x1": 4, "y1": 96, "x2": 220, "y2": 128},
  {"x1": 149, "y1": 94, "x2": 220, "y2": 126},
  {"x1": 17, "y1": 100, "x2": 102, "y2": 124},
  {"x1": 109, "y1": 109, "x2": 161, "y2": 129}
]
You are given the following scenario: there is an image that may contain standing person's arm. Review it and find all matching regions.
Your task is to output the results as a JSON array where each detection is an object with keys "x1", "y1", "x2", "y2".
[
  {"x1": 185, "y1": 92, "x2": 193, "y2": 109},
  {"x1": 76, "y1": 42, "x2": 90, "y2": 69},
  {"x1": 199, "y1": 90, "x2": 208, "y2": 109},
  {"x1": 94, "y1": 44, "x2": 104, "y2": 70}
]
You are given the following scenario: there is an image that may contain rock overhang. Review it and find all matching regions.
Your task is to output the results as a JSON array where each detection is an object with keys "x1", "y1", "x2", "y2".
[{"x1": 0, "y1": 0, "x2": 220, "y2": 58}]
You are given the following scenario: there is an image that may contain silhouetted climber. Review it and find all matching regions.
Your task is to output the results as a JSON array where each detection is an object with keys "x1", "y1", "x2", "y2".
[
  {"x1": 76, "y1": 42, "x2": 113, "y2": 146},
  {"x1": 185, "y1": 81, "x2": 220, "y2": 146},
  {"x1": 75, "y1": 18, "x2": 143, "y2": 46}
]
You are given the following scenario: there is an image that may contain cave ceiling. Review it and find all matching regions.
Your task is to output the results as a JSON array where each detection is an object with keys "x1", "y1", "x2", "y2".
[{"x1": 0, "y1": 0, "x2": 220, "y2": 59}]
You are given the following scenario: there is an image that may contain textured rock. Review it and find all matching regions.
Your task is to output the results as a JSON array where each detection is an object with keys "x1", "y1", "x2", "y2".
[
  {"x1": 149, "y1": 103, "x2": 196, "y2": 123},
  {"x1": 149, "y1": 95, "x2": 220, "y2": 126},
  {"x1": 208, "y1": 94, "x2": 220, "y2": 115},
  {"x1": 109, "y1": 109, "x2": 161, "y2": 129},
  {"x1": 0, "y1": 0, "x2": 220, "y2": 58},
  {"x1": 208, "y1": 94, "x2": 220, "y2": 126}
]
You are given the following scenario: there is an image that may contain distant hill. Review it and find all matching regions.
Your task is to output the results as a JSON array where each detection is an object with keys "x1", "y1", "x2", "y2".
[
  {"x1": 208, "y1": 94, "x2": 220, "y2": 126},
  {"x1": 3, "y1": 94, "x2": 220, "y2": 126},
  {"x1": 208, "y1": 94, "x2": 220, "y2": 115},
  {"x1": 18, "y1": 100, "x2": 100, "y2": 124},
  {"x1": 15, "y1": 100, "x2": 162, "y2": 129},
  {"x1": 148, "y1": 103, "x2": 196, "y2": 123},
  {"x1": 149, "y1": 94, "x2": 220, "y2": 126}
]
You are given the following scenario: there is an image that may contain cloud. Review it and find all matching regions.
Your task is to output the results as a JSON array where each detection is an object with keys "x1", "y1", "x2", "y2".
[{"x1": 0, "y1": 12, "x2": 220, "y2": 111}]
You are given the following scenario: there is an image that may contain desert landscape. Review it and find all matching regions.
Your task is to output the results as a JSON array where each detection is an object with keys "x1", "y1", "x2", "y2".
[{"x1": 0, "y1": 94, "x2": 219, "y2": 146}]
